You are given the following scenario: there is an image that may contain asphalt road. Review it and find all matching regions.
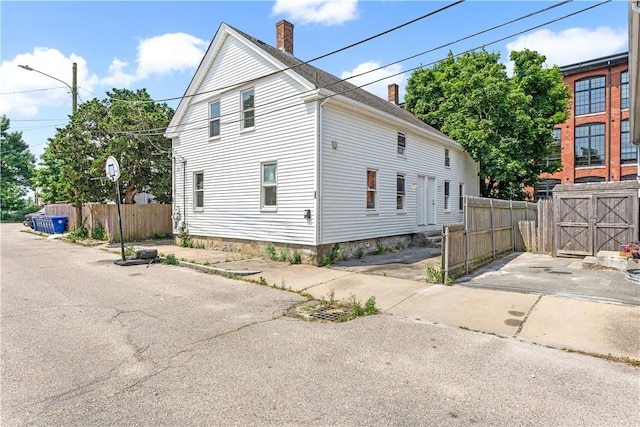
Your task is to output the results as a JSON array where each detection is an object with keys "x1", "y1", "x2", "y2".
[{"x1": 2, "y1": 223, "x2": 639, "y2": 426}]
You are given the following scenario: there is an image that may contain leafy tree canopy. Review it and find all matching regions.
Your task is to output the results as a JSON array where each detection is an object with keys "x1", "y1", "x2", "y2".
[
  {"x1": 1, "y1": 116, "x2": 36, "y2": 212},
  {"x1": 35, "y1": 88, "x2": 174, "y2": 207},
  {"x1": 404, "y1": 49, "x2": 570, "y2": 200}
]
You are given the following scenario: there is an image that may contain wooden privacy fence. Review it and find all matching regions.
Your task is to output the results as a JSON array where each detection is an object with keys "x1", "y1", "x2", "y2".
[
  {"x1": 45, "y1": 203, "x2": 172, "y2": 243},
  {"x1": 441, "y1": 196, "x2": 537, "y2": 282}
]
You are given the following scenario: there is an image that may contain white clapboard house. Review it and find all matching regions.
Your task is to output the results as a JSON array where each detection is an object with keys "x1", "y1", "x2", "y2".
[{"x1": 165, "y1": 21, "x2": 480, "y2": 263}]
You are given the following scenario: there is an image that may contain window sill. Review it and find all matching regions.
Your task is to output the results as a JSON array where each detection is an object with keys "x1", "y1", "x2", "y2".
[
  {"x1": 396, "y1": 210, "x2": 406, "y2": 215},
  {"x1": 575, "y1": 165, "x2": 605, "y2": 170},
  {"x1": 574, "y1": 111, "x2": 606, "y2": 118},
  {"x1": 193, "y1": 208, "x2": 204, "y2": 213},
  {"x1": 208, "y1": 136, "x2": 220, "y2": 141},
  {"x1": 260, "y1": 206, "x2": 277, "y2": 213},
  {"x1": 240, "y1": 127, "x2": 255, "y2": 135},
  {"x1": 366, "y1": 210, "x2": 379, "y2": 215}
]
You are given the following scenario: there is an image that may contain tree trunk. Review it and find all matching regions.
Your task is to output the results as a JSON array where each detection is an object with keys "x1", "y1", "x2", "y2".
[
  {"x1": 74, "y1": 203, "x2": 82, "y2": 228},
  {"x1": 124, "y1": 181, "x2": 138, "y2": 204}
]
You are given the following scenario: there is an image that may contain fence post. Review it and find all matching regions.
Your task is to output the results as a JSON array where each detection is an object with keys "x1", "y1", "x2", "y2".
[
  {"x1": 510, "y1": 200, "x2": 515, "y2": 252},
  {"x1": 490, "y1": 199, "x2": 496, "y2": 259},
  {"x1": 464, "y1": 195, "x2": 469, "y2": 274},
  {"x1": 443, "y1": 225, "x2": 449, "y2": 284}
]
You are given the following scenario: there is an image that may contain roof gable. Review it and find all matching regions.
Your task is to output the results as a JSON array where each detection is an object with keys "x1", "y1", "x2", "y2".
[{"x1": 168, "y1": 22, "x2": 457, "y2": 147}]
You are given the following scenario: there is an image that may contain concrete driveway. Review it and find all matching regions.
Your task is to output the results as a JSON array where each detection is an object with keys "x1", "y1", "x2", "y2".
[{"x1": 456, "y1": 252, "x2": 639, "y2": 306}]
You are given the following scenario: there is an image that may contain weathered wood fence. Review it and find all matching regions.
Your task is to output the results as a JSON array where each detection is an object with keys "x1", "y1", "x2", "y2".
[
  {"x1": 442, "y1": 196, "x2": 537, "y2": 282},
  {"x1": 45, "y1": 203, "x2": 172, "y2": 243}
]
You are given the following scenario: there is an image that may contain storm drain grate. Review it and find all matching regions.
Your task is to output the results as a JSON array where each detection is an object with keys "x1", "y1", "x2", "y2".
[{"x1": 309, "y1": 306, "x2": 351, "y2": 322}]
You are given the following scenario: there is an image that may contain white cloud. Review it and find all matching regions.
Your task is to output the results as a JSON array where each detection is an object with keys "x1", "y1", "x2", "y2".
[
  {"x1": 0, "y1": 47, "x2": 96, "y2": 117},
  {"x1": 137, "y1": 33, "x2": 209, "y2": 77},
  {"x1": 341, "y1": 61, "x2": 406, "y2": 100},
  {"x1": 100, "y1": 33, "x2": 208, "y2": 87},
  {"x1": 272, "y1": 0, "x2": 359, "y2": 25},
  {"x1": 0, "y1": 33, "x2": 208, "y2": 117},
  {"x1": 506, "y1": 27, "x2": 627, "y2": 68}
]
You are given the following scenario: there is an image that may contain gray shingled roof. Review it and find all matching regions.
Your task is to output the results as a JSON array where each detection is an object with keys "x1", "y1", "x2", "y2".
[{"x1": 230, "y1": 24, "x2": 448, "y2": 138}]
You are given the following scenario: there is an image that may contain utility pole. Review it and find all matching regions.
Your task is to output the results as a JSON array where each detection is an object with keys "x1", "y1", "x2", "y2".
[
  {"x1": 18, "y1": 62, "x2": 78, "y2": 115},
  {"x1": 72, "y1": 62, "x2": 77, "y2": 114}
]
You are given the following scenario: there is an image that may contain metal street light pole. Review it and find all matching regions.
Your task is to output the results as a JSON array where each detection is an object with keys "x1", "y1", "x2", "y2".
[{"x1": 18, "y1": 62, "x2": 77, "y2": 114}]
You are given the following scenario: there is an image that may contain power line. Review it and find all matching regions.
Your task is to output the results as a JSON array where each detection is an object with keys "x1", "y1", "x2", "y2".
[
  {"x1": 0, "y1": 86, "x2": 67, "y2": 96},
  {"x1": 145, "y1": 0, "x2": 467, "y2": 104},
  {"x1": 123, "y1": 0, "x2": 581, "y2": 137},
  {"x1": 128, "y1": 0, "x2": 609, "y2": 138}
]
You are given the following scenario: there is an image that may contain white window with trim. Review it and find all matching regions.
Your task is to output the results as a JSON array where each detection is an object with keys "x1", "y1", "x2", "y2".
[
  {"x1": 444, "y1": 180, "x2": 450, "y2": 211},
  {"x1": 193, "y1": 172, "x2": 204, "y2": 210},
  {"x1": 444, "y1": 148, "x2": 450, "y2": 167},
  {"x1": 367, "y1": 169, "x2": 377, "y2": 210},
  {"x1": 397, "y1": 174, "x2": 405, "y2": 211},
  {"x1": 459, "y1": 183, "x2": 465, "y2": 211},
  {"x1": 397, "y1": 132, "x2": 406, "y2": 156},
  {"x1": 209, "y1": 100, "x2": 220, "y2": 138},
  {"x1": 261, "y1": 162, "x2": 277, "y2": 208},
  {"x1": 241, "y1": 89, "x2": 255, "y2": 130}
]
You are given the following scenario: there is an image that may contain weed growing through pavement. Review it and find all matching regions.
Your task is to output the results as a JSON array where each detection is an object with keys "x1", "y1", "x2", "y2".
[
  {"x1": 266, "y1": 244, "x2": 277, "y2": 261},
  {"x1": 426, "y1": 263, "x2": 453, "y2": 285},
  {"x1": 163, "y1": 254, "x2": 178, "y2": 265}
]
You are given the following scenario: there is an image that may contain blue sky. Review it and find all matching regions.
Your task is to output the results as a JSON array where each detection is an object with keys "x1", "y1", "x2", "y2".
[{"x1": 0, "y1": 1, "x2": 629, "y2": 160}]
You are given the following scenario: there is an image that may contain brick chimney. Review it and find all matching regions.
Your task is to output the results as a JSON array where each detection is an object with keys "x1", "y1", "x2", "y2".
[
  {"x1": 388, "y1": 83, "x2": 399, "y2": 105},
  {"x1": 276, "y1": 20, "x2": 294, "y2": 55}
]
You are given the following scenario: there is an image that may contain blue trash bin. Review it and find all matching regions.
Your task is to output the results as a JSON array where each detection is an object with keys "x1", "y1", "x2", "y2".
[
  {"x1": 32, "y1": 216, "x2": 40, "y2": 231},
  {"x1": 49, "y1": 216, "x2": 68, "y2": 234}
]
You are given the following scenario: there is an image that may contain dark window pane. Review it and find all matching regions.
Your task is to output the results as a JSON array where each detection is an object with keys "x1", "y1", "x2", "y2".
[
  {"x1": 244, "y1": 110, "x2": 254, "y2": 128},
  {"x1": 575, "y1": 76, "x2": 606, "y2": 115},
  {"x1": 397, "y1": 175, "x2": 405, "y2": 195},
  {"x1": 621, "y1": 119, "x2": 636, "y2": 164},
  {"x1": 621, "y1": 71, "x2": 629, "y2": 109},
  {"x1": 367, "y1": 191, "x2": 375, "y2": 209},
  {"x1": 209, "y1": 119, "x2": 220, "y2": 138},
  {"x1": 575, "y1": 123, "x2": 606, "y2": 166},
  {"x1": 264, "y1": 187, "x2": 276, "y2": 206}
]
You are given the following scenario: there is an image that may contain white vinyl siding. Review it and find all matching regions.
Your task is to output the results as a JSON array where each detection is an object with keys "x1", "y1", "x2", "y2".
[
  {"x1": 172, "y1": 35, "x2": 317, "y2": 244},
  {"x1": 320, "y1": 103, "x2": 478, "y2": 243}
]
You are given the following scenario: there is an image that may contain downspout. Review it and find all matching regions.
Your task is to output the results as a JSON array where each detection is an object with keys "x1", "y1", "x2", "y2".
[
  {"x1": 607, "y1": 61, "x2": 612, "y2": 181},
  {"x1": 317, "y1": 96, "x2": 330, "y2": 249},
  {"x1": 183, "y1": 157, "x2": 187, "y2": 227}
]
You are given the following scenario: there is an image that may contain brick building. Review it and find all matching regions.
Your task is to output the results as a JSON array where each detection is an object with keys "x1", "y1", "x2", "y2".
[{"x1": 536, "y1": 52, "x2": 636, "y2": 199}]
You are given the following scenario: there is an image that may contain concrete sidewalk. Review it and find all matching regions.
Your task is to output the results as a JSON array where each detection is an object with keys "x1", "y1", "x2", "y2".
[{"x1": 115, "y1": 241, "x2": 640, "y2": 362}]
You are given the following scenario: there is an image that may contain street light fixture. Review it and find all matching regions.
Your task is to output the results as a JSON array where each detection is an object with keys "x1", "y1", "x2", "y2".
[{"x1": 18, "y1": 62, "x2": 78, "y2": 114}]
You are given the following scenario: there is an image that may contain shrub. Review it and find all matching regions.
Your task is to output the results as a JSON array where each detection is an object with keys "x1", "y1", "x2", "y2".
[
  {"x1": 163, "y1": 254, "x2": 178, "y2": 265},
  {"x1": 266, "y1": 244, "x2": 277, "y2": 261},
  {"x1": 178, "y1": 223, "x2": 192, "y2": 248},
  {"x1": 91, "y1": 222, "x2": 106, "y2": 241},
  {"x1": 289, "y1": 251, "x2": 301, "y2": 264}
]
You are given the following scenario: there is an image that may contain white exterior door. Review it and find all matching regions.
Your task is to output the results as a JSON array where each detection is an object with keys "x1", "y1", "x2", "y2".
[
  {"x1": 417, "y1": 176, "x2": 426, "y2": 226},
  {"x1": 427, "y1": 177, "x2": 436, "y2": 225}
]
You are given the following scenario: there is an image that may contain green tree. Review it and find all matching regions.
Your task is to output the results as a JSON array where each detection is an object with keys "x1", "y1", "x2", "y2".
[
  {"x1": 35, "y1": 89, "x2": 173, "y2": 211},
  {"x1": 404, "y1": 49, "x2": 570, "y2": 200},
  {"x1": 0, "y1": 116, "x2": 35, "y2": 212}
]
